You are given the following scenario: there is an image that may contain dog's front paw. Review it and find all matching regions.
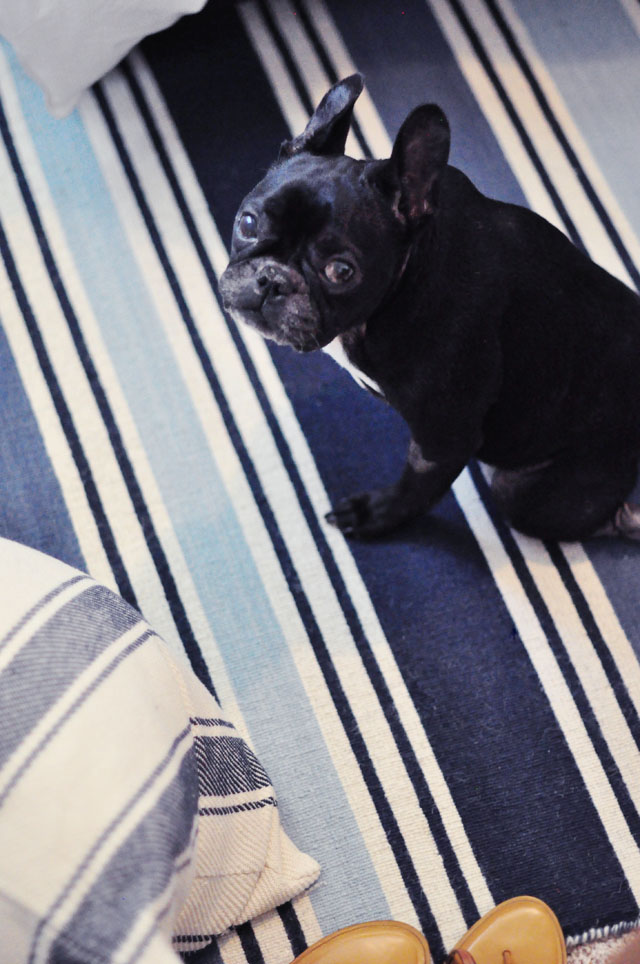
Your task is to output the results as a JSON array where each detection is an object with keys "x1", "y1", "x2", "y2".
[{"x1": 325, "y1": 486, "x2": 416, "y2": 538}]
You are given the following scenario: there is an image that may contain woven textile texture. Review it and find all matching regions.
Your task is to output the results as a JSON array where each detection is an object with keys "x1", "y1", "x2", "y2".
[
  {"x1": 0, "y1": 537, "x2": 319, "y2": 962},
  {"x1": 0, "y1": 1, "x2": 640, "y2": 962}
]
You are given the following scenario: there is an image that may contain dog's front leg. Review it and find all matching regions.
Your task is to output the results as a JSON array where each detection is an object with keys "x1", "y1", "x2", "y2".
[{"x1": 325, "y1": 439, "x2": 467, "y2": 538}]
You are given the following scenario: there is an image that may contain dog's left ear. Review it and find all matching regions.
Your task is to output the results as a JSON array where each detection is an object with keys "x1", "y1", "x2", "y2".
[
  {"x1": 374, "y1": 104, "x2": 450, "y2": 224},
  {"x1": 279, "y1": 74, "x2": 364, "y2": 159}
]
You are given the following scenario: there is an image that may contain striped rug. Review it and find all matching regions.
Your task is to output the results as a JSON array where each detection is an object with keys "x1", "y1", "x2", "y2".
[{"x1": 1, "y1": 1, "x2": 640, "y2": 962}]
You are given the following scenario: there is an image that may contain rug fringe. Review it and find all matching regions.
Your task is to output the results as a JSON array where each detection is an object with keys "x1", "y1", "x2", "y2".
[{"x1": 567, "y1": 917, "x2": 640, "y2": 948}]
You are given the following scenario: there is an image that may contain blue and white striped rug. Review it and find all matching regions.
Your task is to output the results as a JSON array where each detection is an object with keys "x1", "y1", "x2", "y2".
[{"x1": 1, "y1": 1, "x2": 640, "y2": 962}]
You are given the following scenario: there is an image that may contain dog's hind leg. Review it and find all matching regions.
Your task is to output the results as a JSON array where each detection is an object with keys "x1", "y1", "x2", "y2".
[{"x1": 490, "y1": 449, "x2": 640, "y2": 542}]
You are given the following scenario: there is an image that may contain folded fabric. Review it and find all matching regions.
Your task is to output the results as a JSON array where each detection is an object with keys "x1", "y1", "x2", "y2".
[
  {"x1": 0, "y1": 0, "x2": 207, "y2": 117},
  {"x1": 0, "y1": 537, "x2": 320, "y2": 963}
]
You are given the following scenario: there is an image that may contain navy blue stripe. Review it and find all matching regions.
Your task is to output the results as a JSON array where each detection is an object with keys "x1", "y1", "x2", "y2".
[
  {"x1": 199, "y1": 797, "x2": 278, "y2": 816},
  {"x1": 190, "y1": 716, "x2": 235, "y2": 729},
  {"x1": 174, "y1": 933, "x2": 221, "y2": 950},
  {"x1": 468, "y1": 462, "x2": 640, "y2": 845},
  {"x1": 44, "y1": 731, "x2": 195, "y2": 964},
  {"x1": 0, "y1": 320, "x2": 86, "y2": 570},
  {"x1": 194, "y1": 735, "x2": 271, "y2": 795},
  {"x1": 238, "y1": 3, "x2": 632, "y2": 932},
  {"x1": 236, "y1": 922, "x2": 266, "y2": 964},
  {"x1": 0, "y1": 575, "x2": 87, "y2": 651},
  {"x1": 1, "y1": 628, "x2": 154, "y2": 811},
  {"x1": 0, "y1": 585, "x2": 142, "y2": 769},
  {"x1": 126, "y1": 873, "x2": 188, "y2": 964},
  {"x1": 320, "y1": 0, "x2": 638, "y2": 872},
  {"x1": 483, "y1": 0, "x2": 640, "y2": 291},
  {"x1": 546, "y1": 542, "x2": 640, "y2": 755},
  {"x1": 180, "y1": 938, "x2": 224, "y2": 963},
  {"x1": 255, "y1": 0, "x2": 315, "y2": 117},
  {"x1": 445, "y1": 0, "x2": 584, "y2": 250},
  {"x1": 0, "y1": 214, "x2": 136, "y2": 606},
  {"x1": 277, "y1": 902, "x2": 309, "y2": 958},
  {"x1": 143, "y1": 0, "x2": 640, "y2": 942},
  {"x1": 108, "y1": 55, "x2": 448, "y2": 949},
  {"x1": 131, "y1": 25, "x2": 480, "y2": 929},
  {"x1": 288, "y1": 0, "x2": 373, "y2": 159},
  {"x1": 0, "y1": 88, "x2": 213, "y2": 696},
  {"x1": 130, "y1": 40, "x2": 480, "y2": 943}
]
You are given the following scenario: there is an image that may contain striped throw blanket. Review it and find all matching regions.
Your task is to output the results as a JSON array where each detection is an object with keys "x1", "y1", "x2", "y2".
[
  {"x1": 0, "y1": 537, "x2": 319, "y2": 962},
  {"x1": 0, "y1": 1, "x2": 639, "y2": 963}
]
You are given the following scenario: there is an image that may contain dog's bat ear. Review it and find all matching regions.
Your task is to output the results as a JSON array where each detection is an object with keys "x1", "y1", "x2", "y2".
[
  {"x1": 279, "y1": 74, "x2": 364, "y2": 159},
  {"x1": 373, "y1": 104, "x2": 450, "y2": 224}
]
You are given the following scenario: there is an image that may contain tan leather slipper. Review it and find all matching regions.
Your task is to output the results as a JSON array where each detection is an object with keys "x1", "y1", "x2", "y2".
[
  {"x1": 292, "y1": 921, "x2": 431, "y2": 964},
  {"x1": 446, "y1": 896, "x2": 566, "y2": 964}
]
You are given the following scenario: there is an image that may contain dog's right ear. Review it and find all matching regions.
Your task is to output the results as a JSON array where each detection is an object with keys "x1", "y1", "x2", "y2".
[
  {"x1": 372, "y1": 104, "x2": 450, "y2": 225},
  {"x1": 279, "y1": 74, "x2": 363, "y2": 159}
]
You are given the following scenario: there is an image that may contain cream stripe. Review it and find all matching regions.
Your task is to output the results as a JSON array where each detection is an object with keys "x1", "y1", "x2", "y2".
[
  {"x1": 264, "y1": 0, "x2": 362, "y2": 159},
  {"x1": 230, "y1": 4, "x2": 494, "y2": 922},
  {"x1": 249, "y1": 911, "x2": 303, "y2": 964},
  {"x1": 457, "y1": 0, "x2": 634, "y2": 285},
  {"x1": 453, "y1": 468, "x2": 640, "y2": 901},
  {"x1": 0, "y1": 620, "x2": 149, "y2": 795},
  {"x1": 421, "y1": 0, "x2": 640, "y2": 880},
  {"x1": 199, "y1": 786, "x2": 277, "y2": 810},
  {"x1": 1, "y1": 47, "x2": 247, "y2": 732},
  {"x1": 513, "y1": 530, "x2": 640, "y2": 813},
  {"x1": 427, "y1": 0, "x2": 568, "y2": 232},
  {"x1": 239, "y1": 0, "x2": 640, "y2": 897},
  {"x1": 32, "y1": 725, "x2": 193, "y2": 964},
  {"x1": 103, "y1": 63, "x2": 463, "y2": 936},
  {"x1": 131, "y1": 23, "x2": 496, "y2": 927},
  {"x1": 237, "y1": 2, "x2": 309, "y2": 139},
  {"x1": 494, "y1": 0, "x2": 640, "y2": 278},
  {"x1": 433, "y1": 0, "x2": 640, "y2": 815},
  {"x1": 0, "y1": 52, "x2": 173, "y2": 638},
  {"x1": 0, "y1": 577, "x2": 92, "y2": 675},
  {"x1": 300, "y1": 0, "x2": 393, "y2": 158},
  {"x1": 560, "y1": 542, "x2": 640, "y2": 722},
  {"x1": 0, "y1": 59, "x2": 113, "y2": 588},
  {"x1": 0, "y1": 262, "x2": 113, "y2": 591},
  {"x1": 88, "y1": 65, "x2": 410, "y2": 929},
  {"x1": 219, "y1": 928, "x2": 252, "y2": 964}
]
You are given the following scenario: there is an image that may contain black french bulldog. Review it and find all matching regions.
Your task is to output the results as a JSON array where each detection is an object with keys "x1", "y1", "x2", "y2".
[{"x1": 219, "y1": 74, "x2": 640, "y2": 542}]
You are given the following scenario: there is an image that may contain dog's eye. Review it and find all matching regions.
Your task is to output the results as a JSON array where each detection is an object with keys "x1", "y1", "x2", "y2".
[
  {"x1": 324, "y1": 258, "x2": 355, "y2": 285},
  {"x1": 238, "y1": 212, "x2": 258, "y2": 240}
]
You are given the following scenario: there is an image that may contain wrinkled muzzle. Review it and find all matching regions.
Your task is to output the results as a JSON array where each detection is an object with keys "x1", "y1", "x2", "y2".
[{"x1": 218, "y1": 257, "x2": 322, "y2": 351}]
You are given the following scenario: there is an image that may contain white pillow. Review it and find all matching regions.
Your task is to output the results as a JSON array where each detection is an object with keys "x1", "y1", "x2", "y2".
[
  {"x1": 0, "y1": 538, "x2": 320, "y2": 963},
  {"x1": 0, "y1": 0, "x2": 207, "y2": 117}
]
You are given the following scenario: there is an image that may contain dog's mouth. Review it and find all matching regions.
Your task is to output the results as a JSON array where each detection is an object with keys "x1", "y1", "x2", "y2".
[
  {"x1": 219, "y1": 260, "x2": 324, "y2": 352},
  {"x1": 225, "y1": 303, "x2": 323, "y2": 352}
]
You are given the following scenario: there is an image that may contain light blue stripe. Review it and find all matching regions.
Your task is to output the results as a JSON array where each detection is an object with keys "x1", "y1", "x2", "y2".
[
  {"x1": 3, "y1": 43, "x2": 390, "y2": 928},
  {"x1": 0, "y1": 314, "x2": 84, "y2": 570},
  {"x1": 497, "y1": 3, "x2": 640, "y2": 662},
  {"x1": 510, "y1": 0, "x2": 640, "y2": 239}
]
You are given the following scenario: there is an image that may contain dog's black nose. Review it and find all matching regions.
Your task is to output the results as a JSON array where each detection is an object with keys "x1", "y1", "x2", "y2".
[{"x1": 255, "y1": 264, "x2": 295, "y2": 299}]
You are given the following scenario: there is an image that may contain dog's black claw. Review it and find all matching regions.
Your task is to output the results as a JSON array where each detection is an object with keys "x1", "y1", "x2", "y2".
[
  {"x1": 325, "y1": 488, "x2": 415, "y2": 538},
  {"x1": 326, "y1": 517, "x2": 355, "y2": 537}
]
